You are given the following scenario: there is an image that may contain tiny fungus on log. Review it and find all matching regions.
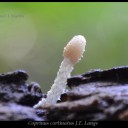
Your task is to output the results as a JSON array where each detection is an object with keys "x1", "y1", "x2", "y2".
[{"x1": 34, "y1": 35, "x2": 86, "y2": 108}]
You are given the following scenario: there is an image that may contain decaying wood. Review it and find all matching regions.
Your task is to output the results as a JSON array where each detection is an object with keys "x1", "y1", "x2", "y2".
[
  {"x1": 45, "y1": 66, "x2": 128, "y2": 121},
  {"x1": 0, "y1": 70, "x2": 45, "y2": 120},
  {"x1": 1, "y1": 67, "x2": 128, "y2": 121}
]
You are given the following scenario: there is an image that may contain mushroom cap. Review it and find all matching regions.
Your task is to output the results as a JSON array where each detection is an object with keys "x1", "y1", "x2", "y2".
[{"x1": 63, "y1": 35, "x2": 86, "y2": 65}]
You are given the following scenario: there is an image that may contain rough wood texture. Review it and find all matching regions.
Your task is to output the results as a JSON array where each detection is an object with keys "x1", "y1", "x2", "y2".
[
  {"x1": 0, "y1": 70, "x2": 44, "y2": 121},
  {"x1": 45, "y1": 66, "x2": 128, "y2": 121},
  {"x1": 1, "y1": 67, "x2": 128, "y2": 121}
]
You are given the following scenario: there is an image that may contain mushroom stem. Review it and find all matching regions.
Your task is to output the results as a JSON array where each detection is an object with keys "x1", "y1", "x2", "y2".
[
  {"x1": 46, "y1": 58, "x2": 73, "y2": 104},
  {"x1": 34, "y1": 58, "x2": 73, "y2": 108}
]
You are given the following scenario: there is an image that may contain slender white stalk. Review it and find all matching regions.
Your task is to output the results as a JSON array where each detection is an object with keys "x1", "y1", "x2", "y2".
[{"x1": 34, "y1": 58, "x2": 73, "y2": 108}]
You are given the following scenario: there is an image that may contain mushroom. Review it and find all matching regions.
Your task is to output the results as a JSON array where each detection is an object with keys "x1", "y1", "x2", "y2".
[{"x1": 34, "y1": 35, "x2": 86, "y2": 108}]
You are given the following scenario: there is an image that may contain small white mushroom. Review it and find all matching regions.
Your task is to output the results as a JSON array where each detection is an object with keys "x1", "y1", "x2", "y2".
[{"x1": 34, "y1": 35, "x2": 86, "y2": 108}]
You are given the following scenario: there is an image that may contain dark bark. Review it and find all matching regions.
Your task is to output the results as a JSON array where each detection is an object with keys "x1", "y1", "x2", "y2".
[
  {"x1": 0, "y1": 70, "x2": 45, "y2": 121},
  {"x1": 1, "y1": 67, "x2": 128, "y2": 121},
  {"x1": 46, "y1": 66, "x2": 128, "y2": 121}
]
